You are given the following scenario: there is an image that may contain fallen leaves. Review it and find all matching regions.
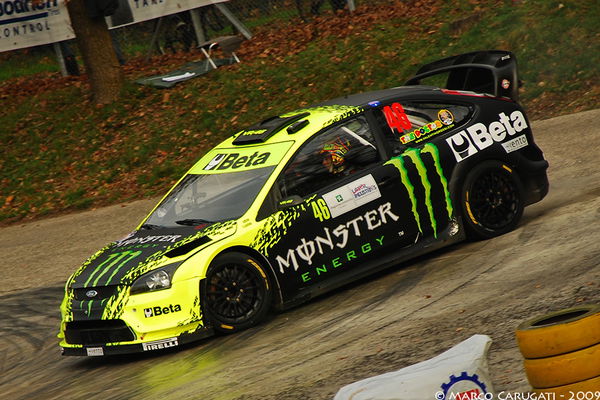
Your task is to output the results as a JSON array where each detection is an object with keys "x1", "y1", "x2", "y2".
[{"x1": 0, "y1": 0, "x2": 598, "y2": 225}]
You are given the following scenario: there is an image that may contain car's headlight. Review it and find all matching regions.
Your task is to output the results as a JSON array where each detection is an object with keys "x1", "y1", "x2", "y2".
[{"x1": 130, "y1": 263, "x2": 182, "y2": 295}]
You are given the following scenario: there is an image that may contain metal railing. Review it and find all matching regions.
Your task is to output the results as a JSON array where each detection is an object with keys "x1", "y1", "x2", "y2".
[{"x1": 143, "y1": 0, "x2": 359, "y2": 58}]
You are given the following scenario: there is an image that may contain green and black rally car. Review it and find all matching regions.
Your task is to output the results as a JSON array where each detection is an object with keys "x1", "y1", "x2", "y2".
[{"x1": 59, "y1": 51, "x2": 548, "y2": 356}]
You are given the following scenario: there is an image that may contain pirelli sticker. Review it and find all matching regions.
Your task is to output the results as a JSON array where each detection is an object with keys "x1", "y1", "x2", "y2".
[{"x1": 142, "y1": 337, "x2": 179, "y2": 351}]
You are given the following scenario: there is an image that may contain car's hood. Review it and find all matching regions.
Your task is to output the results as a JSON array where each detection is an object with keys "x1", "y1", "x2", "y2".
[{"x1": 69, "y1": 220, "x2": 237, "y2": 289}]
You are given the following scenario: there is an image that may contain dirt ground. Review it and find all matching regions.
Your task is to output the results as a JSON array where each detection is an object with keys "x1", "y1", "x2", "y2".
[{"x1": 1, "y1": 109, "x2": 599, "y2": 400}]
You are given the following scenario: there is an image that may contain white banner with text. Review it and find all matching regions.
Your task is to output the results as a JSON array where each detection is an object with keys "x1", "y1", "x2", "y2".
[{"x1": 0, "y1": 0, "x2": 227, "y2": 53}]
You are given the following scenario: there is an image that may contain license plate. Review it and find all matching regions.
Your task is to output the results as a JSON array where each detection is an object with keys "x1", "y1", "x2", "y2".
[{"x1": 86, "y1": 347, "x2": 104, "y2": 356}]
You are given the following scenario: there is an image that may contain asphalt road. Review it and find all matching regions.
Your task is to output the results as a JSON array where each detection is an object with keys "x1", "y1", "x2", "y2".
[{"x1": 1, "y1": 109, "x2": 599, "y2": 400}]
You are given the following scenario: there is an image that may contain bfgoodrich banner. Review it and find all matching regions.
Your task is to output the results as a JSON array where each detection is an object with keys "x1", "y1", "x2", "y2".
[
  {"x1": 0, "y1": 0, "x2": 227, "y2": 53},
  {"x1": 0, "y1": 0, "x2": 74, "y2": 51}
]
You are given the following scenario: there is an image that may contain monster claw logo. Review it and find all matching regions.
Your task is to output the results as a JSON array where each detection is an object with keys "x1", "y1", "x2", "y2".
[{"x1": 386, "y1": 143, "x2": 453, "y2": 238}]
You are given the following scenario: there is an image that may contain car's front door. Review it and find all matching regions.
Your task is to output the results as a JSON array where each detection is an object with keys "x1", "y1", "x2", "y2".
[{"x1": 254, "y1": 115, "x2": 430, "y2": 299}]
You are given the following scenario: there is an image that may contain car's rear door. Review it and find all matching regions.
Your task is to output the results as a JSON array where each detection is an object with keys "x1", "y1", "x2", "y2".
[{"x1": 368, "y1": 99, "x2": 475, "y2": 239}]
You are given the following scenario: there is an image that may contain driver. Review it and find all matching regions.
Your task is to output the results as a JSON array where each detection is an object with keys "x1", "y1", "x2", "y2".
[{"x1": 320, "y1": 137, "x2": 351, "y2": 175}]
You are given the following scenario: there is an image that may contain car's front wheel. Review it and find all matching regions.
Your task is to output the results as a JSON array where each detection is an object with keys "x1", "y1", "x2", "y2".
[
  {"x1": 203, "y1": 252, "x2": 272, "y2": 333},
  {"x1": 460, "y1": 160, "x2": 524, "y2": 239}
]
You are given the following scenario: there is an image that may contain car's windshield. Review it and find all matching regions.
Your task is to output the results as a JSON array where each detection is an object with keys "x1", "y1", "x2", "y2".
[{"x1": 144, "y1": 166, "x2": 276, "y2": 228}]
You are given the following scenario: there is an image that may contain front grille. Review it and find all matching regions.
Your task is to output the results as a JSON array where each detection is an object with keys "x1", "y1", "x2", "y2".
[
  {"x1": 73, "y1": 285, "x2": 119, "y2": 301},
  {"x1": 65, "y1": 319, "x2": 135, "y2": 345}
]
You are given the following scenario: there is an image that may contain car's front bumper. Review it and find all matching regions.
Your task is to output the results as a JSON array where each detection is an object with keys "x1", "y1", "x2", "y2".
[
  {"x1": 59, "y1": 277, "x2": 212, "y2": 356},
  {"x1": 60, "y1": 326, "x2": 214, "y2": 356}
]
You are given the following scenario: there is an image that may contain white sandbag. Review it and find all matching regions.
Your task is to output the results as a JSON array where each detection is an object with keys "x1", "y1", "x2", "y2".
[{"x1": 334, "y1": 334, "x2": 495, "y2": 400}]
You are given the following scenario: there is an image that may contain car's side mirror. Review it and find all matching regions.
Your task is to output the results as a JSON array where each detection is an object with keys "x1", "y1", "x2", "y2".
[{"x1": 277, "y1": 195, "x2": 304, "y2": 210}]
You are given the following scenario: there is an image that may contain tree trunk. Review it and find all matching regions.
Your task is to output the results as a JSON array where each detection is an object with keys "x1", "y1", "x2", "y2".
[{"x1": 66, "y1": 0, "x2": 124, "y2": 104}]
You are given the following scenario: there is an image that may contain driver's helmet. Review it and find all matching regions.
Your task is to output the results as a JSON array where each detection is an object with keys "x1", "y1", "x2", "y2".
[{"x1": 320, "y1": 137, "x2": 351, "y2": 174}]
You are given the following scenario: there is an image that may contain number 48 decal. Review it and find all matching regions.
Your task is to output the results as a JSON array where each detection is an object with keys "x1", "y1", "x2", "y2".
[
  {"x1": 383, "y1": 102, "x2": 412, "y2": 132},
  {"x1": 311, "y1": 199, "x2": 331, "y2": 222}
]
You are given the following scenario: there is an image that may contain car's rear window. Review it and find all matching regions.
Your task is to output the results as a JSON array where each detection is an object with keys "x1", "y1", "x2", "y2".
[{"x1": 376, "y1": 102, "x2": 472, "y2": 154}]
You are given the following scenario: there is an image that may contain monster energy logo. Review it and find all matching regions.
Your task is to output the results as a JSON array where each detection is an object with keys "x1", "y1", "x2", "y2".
[
  {"x1": 83, "y1": 250, "x2": 143, "y2": 287},
  {"x1": 74, "y1": 250, "x2": 142, "y2": 320},
  {"x1": 385, "y1": 143, "x2": 453, "y2": 238},
  {"x1": 275, "y1": 202, "x2": 399, "y2": 274}
]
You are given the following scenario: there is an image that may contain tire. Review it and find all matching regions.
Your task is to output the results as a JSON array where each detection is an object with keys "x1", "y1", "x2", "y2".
[
  {"x1": 516, "y1": 304, "x2": 600, "y2": 359},
  {"x1": 523, "y1": 342, "x2": 600, "y2": 388},
  {"x1": 533, "y1": 375, "x2": 600, "y2": 396},
  {"x1": 204, "y1": 252, "x2": 272, "y2": 333},
  {"x1": 460, "y1": 160, "x2": 524, "y2": 239}
]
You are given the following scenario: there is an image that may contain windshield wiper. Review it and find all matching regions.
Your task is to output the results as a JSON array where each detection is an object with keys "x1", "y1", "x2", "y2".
[
  {"x1": 175, "y1": 218, "x2": 214, "y2": 226},
  {"x1": 140, "y1": 224, "x2": 163, "y2": 230}
]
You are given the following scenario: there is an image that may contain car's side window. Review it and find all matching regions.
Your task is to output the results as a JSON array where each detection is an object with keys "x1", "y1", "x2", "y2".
[
  {"x1": 278, "y1": 116, "x2": 380, "y2": 198},
  {"x1": 377, "y1": 102, "x2": 472, "y2": 155}
]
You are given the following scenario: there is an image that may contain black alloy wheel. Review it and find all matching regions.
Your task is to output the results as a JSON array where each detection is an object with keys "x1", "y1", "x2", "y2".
[
  {"x1": 204, "y1": 252, "x2": 272, "y2": 332},
  {"x1": 461, "y1": 160, "x2": 524, "y2": 239}
]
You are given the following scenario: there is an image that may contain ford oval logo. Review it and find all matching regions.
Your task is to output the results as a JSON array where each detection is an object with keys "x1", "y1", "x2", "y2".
[{"x1": 86, "y1": 290, "x2": 98, "y2": 298}]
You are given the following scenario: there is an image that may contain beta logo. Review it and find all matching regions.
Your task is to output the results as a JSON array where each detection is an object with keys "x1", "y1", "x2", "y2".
[
  {"x1": 204, "y1": 151, "x2": 271, "y2": 170},
  {"x1": 204, "y1": 154, "x2": 226, "y2": 170},
  {"x1": 446, "y1": 111, "x2": 528, "y2": 162},
  {"x1": 144, "y1": 304, "x2": 182, "y2": 318}
]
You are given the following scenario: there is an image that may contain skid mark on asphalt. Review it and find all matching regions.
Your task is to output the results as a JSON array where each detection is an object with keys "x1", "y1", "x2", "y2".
[
  {"x1": 526, "y1": 182, "x2": 600, "y2": 221},
  {"x1": 236, "y1": 242, "x2": 489, "y2": 363},
  {"x1": 517, "y1": 221, "x2": 542, "y2": 243},
  {"x1": 254, "y1": 240, "x2": 492, "y2": 358},
  {"x1": 0, "y1": 286, "x2": 63, "y2": 377},
  {"x1": 276, "y1": 264, "x2": 429, "y2": 345}
]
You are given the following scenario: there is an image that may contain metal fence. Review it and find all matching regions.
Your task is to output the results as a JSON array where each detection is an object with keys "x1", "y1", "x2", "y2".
[
  {"x1": 223, "y1": 0, "x2": 354, "y2": 24},
  {"x1": 0, "y1": 0, "x2": 363, "y2": 76},
  {"x1": 128, "y1": 0, "x2": 361, "y2": 59}
]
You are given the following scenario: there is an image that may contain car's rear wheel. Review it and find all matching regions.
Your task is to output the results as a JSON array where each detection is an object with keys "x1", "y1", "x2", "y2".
[
  {"x1": 204, "y1": 252, "x2": 272, "y2": 333},
  {"x1": 460, "y1": 160, "x2": 524, "y2": 239}
]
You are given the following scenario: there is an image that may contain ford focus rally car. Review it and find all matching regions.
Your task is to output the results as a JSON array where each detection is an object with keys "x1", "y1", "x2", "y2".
[{"x1": 59, "y1": 51, "x2": 548, "y2": 356}]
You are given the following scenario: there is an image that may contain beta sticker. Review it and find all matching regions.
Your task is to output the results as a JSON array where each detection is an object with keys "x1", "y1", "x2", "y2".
[{"x1": 193, "y1": 141, "x2": 294, "y2": 174}]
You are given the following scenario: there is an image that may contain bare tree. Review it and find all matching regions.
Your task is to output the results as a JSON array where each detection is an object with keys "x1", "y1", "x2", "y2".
[{"x1": 65, "y1": 0, "x2": 123, "y2": 104}]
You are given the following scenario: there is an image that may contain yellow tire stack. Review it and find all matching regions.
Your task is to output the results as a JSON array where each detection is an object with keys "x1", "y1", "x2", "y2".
[{"x1": 516, "y1": 304, "x2": 600, "y2": 395}]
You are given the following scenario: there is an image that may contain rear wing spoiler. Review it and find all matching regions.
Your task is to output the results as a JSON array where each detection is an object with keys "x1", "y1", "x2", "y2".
[{"x1": 405, "y1": 50, "x2": 520, "y2": 101}]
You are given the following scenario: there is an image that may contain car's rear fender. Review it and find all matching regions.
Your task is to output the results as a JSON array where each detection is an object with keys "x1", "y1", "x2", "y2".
[{"x1": 447, "y1": 150, "x2": 547, "y2": 219}]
